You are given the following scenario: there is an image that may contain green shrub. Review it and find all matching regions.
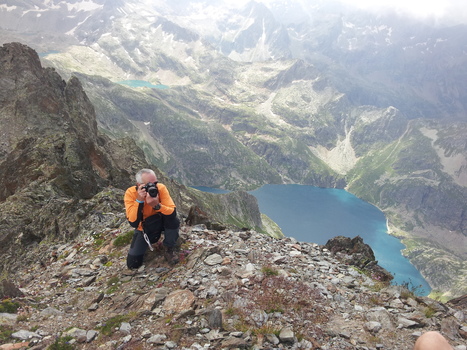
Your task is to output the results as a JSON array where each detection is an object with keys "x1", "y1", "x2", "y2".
[{"x1": 0, "y1": 299, "x2": 20, "y2": 313}]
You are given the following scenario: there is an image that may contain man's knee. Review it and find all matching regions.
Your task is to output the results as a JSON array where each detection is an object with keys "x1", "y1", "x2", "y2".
[{"x1": 414, "y1": 332, "x2": 453, "y2": 350}]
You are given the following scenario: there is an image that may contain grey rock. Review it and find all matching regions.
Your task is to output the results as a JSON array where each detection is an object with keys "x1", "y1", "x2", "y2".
[
  {"x1": 40, "y1": 306, "x2": 63, "y2": 317},
  {"x1": 279, "y1": 327, "x2": 295, "y2": 344},
  {"x1": 65, "y1": 328, "x2": 87, "y2": 343},
  {"x1": 147, "y1": 334, "x2": 167, "y2": 344},
  {"x1": 397, "y1": 317, "x2": 419, "y2": 329},
  {"x1": 221, "y1": 337, "x2": 249, "y2": 348},
  {"x1": 86, "y1": 330, "x2": 98, "y2": 343},
  {"x1": 165, "y1": 341, "x2": 177, "y2": 348},
  {"x1": 364, "y1": 321, "x2": 382, "y2": 333},
  {"x1": 0, "y1": 312, "x2": 17, "y2": 325},
  {"x1": 204, "y1": 254, "x2": 223, "y2": 266},
  {"x1": 88, "y1": 303, "x2": 99, "y2": 311},
  {"x1": 265, "y1": 333, "x2": 280, "y2": 345},
  {"x1": 249, "y1": 309, "x2": 268, "y2": 327},
  {"x1": 11, "y1": 330, "x2": 42, "y2": 340},
  {"x1": 119, "y1": 322, "x2": 132, "y2": 334},
  {"x1": 366, "y1": 307, "x2": 395, "y2": 329},
  {"x1": 208, "y1": 309, "x2": 223, "y2": 329}
]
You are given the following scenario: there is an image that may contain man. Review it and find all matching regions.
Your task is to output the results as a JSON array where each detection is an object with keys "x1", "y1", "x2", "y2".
[{"x1": 124, "y1": 169, "x2": 180, "y2": 269}]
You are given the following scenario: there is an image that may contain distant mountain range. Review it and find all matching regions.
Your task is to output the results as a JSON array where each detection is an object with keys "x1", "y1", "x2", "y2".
[{"x1": 0, "y1": 0, "x2": 466, "y2": 298}]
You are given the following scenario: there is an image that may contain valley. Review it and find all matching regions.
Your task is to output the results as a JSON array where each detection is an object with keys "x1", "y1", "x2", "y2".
[{"x1": 0, "y1": 0, "x2": 466, "y2": 299}]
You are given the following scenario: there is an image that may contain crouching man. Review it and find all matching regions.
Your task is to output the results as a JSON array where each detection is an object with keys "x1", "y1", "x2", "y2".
[{"x1": 124, "y1": 168, "x2": 180, "y2": 268}]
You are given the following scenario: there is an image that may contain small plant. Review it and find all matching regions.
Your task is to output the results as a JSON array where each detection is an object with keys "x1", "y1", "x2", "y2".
[
  {"x1": 397, "y1": 279, "x2": 425, "y2": 297},
  {"x1": 98, "y1": 314, "x2": 130, "y2": 336},
  {"x1": 113, "y1": 231, "x2": 134, "y2": 247},
  {"x1": 424, "y1": 305, "x2": 436, "y2": 318},
  {"x1": 47, "y1": 335, "x2": 75, "y2": 350},
  {"x1": 91, "y1": 232, "x2": 105, "y2": 249},
  {"x1": 369, "y1": 294, "x2": 384, "y2": 306},
  {"x1": 16, "y1": 314, "x2": 29, "y2": 322},
  {"x1": 261, "y1": 265, "x2": 279, "y2": 276},
  {"x1": 224, "y1": 306, "x2": 237, "y2": 316}
]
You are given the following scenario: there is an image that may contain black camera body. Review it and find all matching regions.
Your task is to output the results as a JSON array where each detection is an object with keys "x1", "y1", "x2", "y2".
[{"x1": 143, "y1": 182, "x2": 159, "y2": 198}]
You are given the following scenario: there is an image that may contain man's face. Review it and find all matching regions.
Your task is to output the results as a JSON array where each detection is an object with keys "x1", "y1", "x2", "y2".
[{"x1": 140, "y1": 173, "x2": 157, "y2": 186}]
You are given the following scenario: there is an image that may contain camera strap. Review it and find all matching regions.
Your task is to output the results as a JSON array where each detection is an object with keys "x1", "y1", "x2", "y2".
[{"x1": 142, "y1": 230, "x2": 154, "y2": 251}]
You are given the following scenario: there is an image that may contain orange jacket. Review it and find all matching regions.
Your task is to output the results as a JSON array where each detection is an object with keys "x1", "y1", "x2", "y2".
[{"x1": 124, "y1": 183, "x2": 176, "y2": 230}]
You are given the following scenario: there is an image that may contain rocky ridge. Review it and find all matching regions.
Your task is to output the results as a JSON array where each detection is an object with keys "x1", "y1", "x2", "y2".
[{"x1": 0, "y1": 224, "x2": 466, "y2": 350}]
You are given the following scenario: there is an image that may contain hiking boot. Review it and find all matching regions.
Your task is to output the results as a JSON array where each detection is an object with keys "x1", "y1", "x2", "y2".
[{"x1": 164, "y1": 247, "x2": 179, "y2": 265}]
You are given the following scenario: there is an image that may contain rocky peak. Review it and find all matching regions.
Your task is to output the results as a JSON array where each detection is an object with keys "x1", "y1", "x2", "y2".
[{"x1": 0, "y1": 42, "x2": 120, "y2": 200}]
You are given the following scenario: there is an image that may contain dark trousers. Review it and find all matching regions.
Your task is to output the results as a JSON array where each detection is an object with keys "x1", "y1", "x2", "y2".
[{"x1": 126, "y1": 210, "x2": 179, "y2": 269}]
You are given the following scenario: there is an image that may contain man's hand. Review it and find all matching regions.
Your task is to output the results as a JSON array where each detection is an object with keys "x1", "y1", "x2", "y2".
[
  {"x1": 137, "y1": 184, "x2": 147, "y2": 202},
  {"x1": 145, "y1": 194, "x2": 160, "y2": 208}
]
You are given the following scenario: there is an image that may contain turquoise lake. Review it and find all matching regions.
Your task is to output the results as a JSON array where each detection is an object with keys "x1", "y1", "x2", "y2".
[
  {"x1": 195, "y1": 184, "x2": 431, "y2": 296},
  {"x1": 117, "y1": 80, "x2": 169, "y2": 89}
]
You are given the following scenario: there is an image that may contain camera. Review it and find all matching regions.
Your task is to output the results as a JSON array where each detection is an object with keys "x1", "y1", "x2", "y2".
[{"x1": 143, "y1": 182, "x2": 159, "y2": 198}]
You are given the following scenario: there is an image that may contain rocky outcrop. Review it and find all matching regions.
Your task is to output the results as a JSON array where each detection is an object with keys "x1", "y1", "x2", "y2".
[
  {"x1": 0, "y1": 224, "x2": 465, "y2": 349},
  {"x1": 325, "y1": 235, "x2": 394, "y2": 282}
]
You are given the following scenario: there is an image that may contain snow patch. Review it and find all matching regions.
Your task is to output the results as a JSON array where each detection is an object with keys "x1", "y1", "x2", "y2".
[
  {"x1": 0, "y1": 4, "x2": 17, "y2": 12},
  {"x1": 66, "y1": 0, "x2": 103, "y2": 12}
]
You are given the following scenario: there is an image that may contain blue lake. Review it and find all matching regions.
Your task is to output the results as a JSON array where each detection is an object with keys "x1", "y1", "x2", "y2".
[
  {"x1": 38, "y1": 50, "x2": 60, "y2": 57},
  {"x1": 117, "y1": 80, "x2": 169, "y2": 89},
  {"x1": 195, "y1": 184, "x2": 431, "y2": 295}
]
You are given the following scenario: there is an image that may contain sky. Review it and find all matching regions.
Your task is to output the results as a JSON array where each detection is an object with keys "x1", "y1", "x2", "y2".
[
  {"x1": 338, "y1": 0, "x2": 466, "y2": 22},
  {"x1": 222, "y1": 0, "x2": 467, "y2": 25}
]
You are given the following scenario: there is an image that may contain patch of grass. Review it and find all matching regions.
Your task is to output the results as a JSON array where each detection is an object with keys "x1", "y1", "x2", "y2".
[
  {"x1": 47, "y1": 335, "x2": 75, "y2": 350},
  {"x1": 0, "y1": 299, "x2": 20, "y2": 313},
  {"x1": 106, "y1": 276, "x2": 120, "y2": 294},
  {"x1": 252, "y1": 324, "x2": 281, "y2": 336},
  {"x1": 0, "y1": 325, "x2": 14, "y2": 343},
  {"x1": 113, "y1": 231, "x2": 134, "y2": 247}
]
